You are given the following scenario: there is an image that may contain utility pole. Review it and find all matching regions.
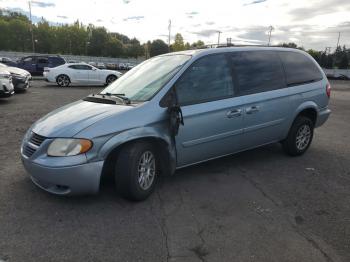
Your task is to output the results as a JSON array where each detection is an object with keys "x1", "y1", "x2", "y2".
[
  {"x1": 336, "y1": 32, "x2": 341, "y2": 49},
  {"x1": 168, "y1": 19, "x2": 171, "y2": 52},
  {"x1": 217, "y1": 30, "x2": 222, "y2": 46},
  {"x1": 28, "y1": 1, "x2": 35, "y2": 53},
  {"x1": 267, "y1": 26, "x2": 274, "y2": 46}
]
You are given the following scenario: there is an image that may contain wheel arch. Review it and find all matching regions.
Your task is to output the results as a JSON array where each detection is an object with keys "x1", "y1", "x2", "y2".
[
  {"x1": 100, "y1": 135, "x2": 176, "y2": 181},
  {"x1": 294, "y1": 102, "x2": 318, "y2": 126}
]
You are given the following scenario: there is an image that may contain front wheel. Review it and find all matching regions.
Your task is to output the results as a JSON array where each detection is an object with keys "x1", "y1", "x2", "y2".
[
  {"x1": 115, "y1": 142, "x2": 158, "y2": 201},
  {"x1": 56, "y1": 75, "x2": 70, "y2": 87},
  {"x1": 282, "y1": 116, "x2": 314, "y2": 156}
]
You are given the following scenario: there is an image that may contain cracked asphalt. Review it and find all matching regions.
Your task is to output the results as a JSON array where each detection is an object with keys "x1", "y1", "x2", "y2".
[{"x1": 0, "y1": 80, "x2": 349, "y2": 262}]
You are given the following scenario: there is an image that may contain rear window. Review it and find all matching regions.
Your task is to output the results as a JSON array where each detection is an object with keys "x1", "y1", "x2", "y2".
[
  {"x1": 49, "y1": 57, "x2": 65, "y2": 65},
  {"x1": 278, "y1": 51, "x2": 323, "y2": 86},
  {"x1": 230, "y1": 51, "x2": 285, "y2": 95}
]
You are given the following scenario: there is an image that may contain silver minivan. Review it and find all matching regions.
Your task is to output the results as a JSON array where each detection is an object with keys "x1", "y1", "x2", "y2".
[{"x1": 21, "y1": 47, "x2": 331, "y2": 201}]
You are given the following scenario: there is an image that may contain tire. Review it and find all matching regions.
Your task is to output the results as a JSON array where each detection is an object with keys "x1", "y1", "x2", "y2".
[
  {"x1": 56, "y1": 74, "x2": 70, "y2": 87},
  {"x1": 115, "y1": 141, "x2": 158, "y2": 201},
  {"x1": 282, "y1": 116, "x2": 314, "y2": 156},
  {"x1": 106, "y1": 75, "x2": 117, "y2": 85}
]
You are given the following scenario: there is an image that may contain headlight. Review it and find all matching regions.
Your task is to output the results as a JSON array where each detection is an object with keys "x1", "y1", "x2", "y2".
[
  {"x1": 0, "y1": 73, "x2": 10, "y2": 79},
  {"x1": 47, "y1": 138, "x2": 92, "y2": 157}
]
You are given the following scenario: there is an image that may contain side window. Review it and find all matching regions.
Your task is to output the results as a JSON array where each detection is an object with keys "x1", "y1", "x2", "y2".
[
  {"x1": 79, "y1": 65, "x2": 93, "y2": 70},
  {"x1": 37, "y1": 57, "x2": 49, "y2": 64},
  {"x1": 231, "y1": 51, "x2": 285, "y2": 95},
  {"x1": 278, "y1": 51, "x2": 323, "y2": 86},
  {"x1": 68, "y1": 65, "x2": 77, "y2": 69},
  {"x1": 176, "y1": 54, "x2": 234, "y2": 105}
]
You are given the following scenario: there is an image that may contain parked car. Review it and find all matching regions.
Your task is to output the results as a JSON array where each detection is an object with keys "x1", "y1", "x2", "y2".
[
  {"x1": 0, "y1": 57, "x2": 17, "y2": 67},
  {"x1": 0, "y1": 63, "x2": 31, "y2": 92},
  {"x1": 43, "y1": 63, "x2": 122, "y2": 87},
  {"x1": 21, "y1": 47, "x2": 331, "y2": 201},
  {"x1": 0, "y1": 69, "x2": 14, "y2": 98},
  {"x1": 96, "y1": 62, "x2": 106, "y2": 69},
  {"x1": 16, "y1": 55, "x2": 65, "y2": 75}
]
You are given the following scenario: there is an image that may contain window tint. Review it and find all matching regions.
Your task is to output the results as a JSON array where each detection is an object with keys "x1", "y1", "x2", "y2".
[
  {"x1": 230, "y1": 51, "x2": 285, "y2": 95},
  {"x1": 49, "y1": 57, "x2": 65, "y2": 65},
  {"x1": 37, "y1": 57, "x2": 49, "y2": 63},
  {"x1": 278, "y1": 51, "x2": 323, "y2": 86},
  {"x1": 176, "y1": 54, "x2": 234, "y2": 105},
  {"x1": 69, "y1": 64, "x2": 92, "y2": 70}
]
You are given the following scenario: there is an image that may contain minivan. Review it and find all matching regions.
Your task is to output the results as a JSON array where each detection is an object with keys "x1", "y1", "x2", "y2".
[{"x1": 21, "y1": 47, "x2": 331, "y2": 201}]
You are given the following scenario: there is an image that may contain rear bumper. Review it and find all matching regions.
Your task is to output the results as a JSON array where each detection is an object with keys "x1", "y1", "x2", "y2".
[
  {"x1": 315, "y1": 107, "x2": 331, "y2": 128},
  {"x1": 22, "y1": 156, "x2": 104, "y2": 195}
]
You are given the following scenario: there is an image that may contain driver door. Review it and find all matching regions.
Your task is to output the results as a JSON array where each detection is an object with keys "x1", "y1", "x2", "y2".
[{"x1": 174, "y1": 54, "x2": 245, "y2": 167}]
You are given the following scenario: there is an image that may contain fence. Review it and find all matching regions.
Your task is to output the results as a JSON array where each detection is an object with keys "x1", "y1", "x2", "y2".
[{"x1": 0, "y1": 51, "x2": 144, "y2": 65}]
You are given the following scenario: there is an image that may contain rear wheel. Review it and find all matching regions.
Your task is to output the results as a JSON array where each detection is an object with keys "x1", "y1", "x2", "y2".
[
  {"x1": 106, "y1": 75, "x2": 117, "y2": 85},
  {"x1": 282, "y1": 116, "x2": 314, "y2": 156},
  {"x1": 56, "y1": 74, "x2": 70, "y2": 87},
  {"x1": 115, "y1": 141, "x2": 158, "y2": 201}
]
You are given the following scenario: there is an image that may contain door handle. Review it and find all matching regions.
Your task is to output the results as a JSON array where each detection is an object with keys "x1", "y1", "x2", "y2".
[
  {"x1": 226, "y1": 109, "x2": 242, "y2": 118},
  {"x1": 246, "y1": 106, "x2": 259, "y2": 114}
]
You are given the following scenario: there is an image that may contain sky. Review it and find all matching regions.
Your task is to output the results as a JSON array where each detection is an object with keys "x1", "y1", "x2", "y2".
[{"x1": 1, "y1": 0, "x2": 350, "y2": 51}]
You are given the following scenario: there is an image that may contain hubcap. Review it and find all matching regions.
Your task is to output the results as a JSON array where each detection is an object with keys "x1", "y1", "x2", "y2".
[
  {"x1": 58, "y1": 76, "x2": 69, "y2": 86},
  {"x1": 296, "y1": 124, "x2": 311, "y2": 151},
  {"x1": 137, "y1": 151, "x2": 156, "y2": 190}
]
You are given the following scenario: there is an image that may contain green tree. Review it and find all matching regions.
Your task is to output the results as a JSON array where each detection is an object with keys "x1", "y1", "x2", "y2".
[
  {"x1": 172, "y1": 33, "x2": 185, "y2": 51},
  {"x1": 149, "y1": 39, "x2": 168, "y2": 57},
  {"x1": 191, "y1": 40, "x2": 205, "y2": 49}
]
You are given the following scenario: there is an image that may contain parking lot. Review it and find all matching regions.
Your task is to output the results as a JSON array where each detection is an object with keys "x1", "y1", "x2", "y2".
[{"x1": 0, "y1": 80, "x2": 349, "y2": 262}]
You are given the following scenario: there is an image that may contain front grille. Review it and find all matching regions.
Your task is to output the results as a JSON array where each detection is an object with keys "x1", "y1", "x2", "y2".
[
  {"x1": 29, "y1": 132, "x2": 46, "y2": 146},
  {"x1": 23, "y1": 145, "x2": 36, "y2": 158}
]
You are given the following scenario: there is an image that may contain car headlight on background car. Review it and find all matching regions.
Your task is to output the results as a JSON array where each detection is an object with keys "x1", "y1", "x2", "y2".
[
  {"x1": 47, "y1": 138, "x2": 92, "y2": 156},
  {"x1": 0, "y1": 73, "x2": 10, "y2": 79}
]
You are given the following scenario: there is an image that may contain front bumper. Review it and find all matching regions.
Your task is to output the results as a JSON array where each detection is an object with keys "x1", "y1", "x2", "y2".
[
  {"x1": 0, "y1": 78, "x2": 14, "y2": 97},
  {"x1": 22, "y1": 156, "x2": 104, "y2": 195},
  {"x1": 12, "y1": 75, "x2": 30, "y2": 91}
]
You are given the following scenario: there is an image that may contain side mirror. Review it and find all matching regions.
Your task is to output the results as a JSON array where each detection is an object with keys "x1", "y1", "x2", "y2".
[{"x1": 160, "y1": 87, "x2": 184, "y2": 137}]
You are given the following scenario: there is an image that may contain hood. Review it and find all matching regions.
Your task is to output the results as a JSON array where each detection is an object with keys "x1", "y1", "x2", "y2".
[
  {"x1": 103, "y1": 69, "x2": 122, "y2": 75},
  {"x1": 6, "y1": 66, "x2": 30, "y2": 76},
  {"x1": 32, "y1": 100, "x2": 131, "y2": 137}
]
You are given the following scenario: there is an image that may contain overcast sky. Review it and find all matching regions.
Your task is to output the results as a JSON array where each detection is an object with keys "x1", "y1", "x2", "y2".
[{"x1": 1, "y1": 0, "x2": 350, "y2": 51}]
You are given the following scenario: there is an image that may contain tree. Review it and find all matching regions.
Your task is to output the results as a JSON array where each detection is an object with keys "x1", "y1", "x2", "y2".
[
  {"x1": 149, "y1": 39, "x2": 168, "y2": 57},
  {"x1": 172, "y1": 33, "x2": 185, "y2": 51},
  {"x1": 191, "y1": 40, "x2": 205, "y2": 49}
]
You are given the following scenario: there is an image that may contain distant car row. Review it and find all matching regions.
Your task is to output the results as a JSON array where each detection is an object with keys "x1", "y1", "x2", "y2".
[
  {"x1": 0, "y1": 62, "x2": 31, "y2": 98},
  {"x1": 0, "y1": 56, "x2": 137, "y2": 76}
]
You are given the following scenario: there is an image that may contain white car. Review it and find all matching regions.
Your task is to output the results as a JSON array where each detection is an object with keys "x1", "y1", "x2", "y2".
[
  {"x1": 43, "y1": 63, "x2": 122, "y2": 87},
  {"x1": 0, "y1": 69, "x2": 14, "y2": 98}
]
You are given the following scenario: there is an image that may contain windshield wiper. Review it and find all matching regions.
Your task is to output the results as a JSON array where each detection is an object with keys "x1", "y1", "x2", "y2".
[{"x1": 103, "y1": 92, "x2": 131, "y2": 105}]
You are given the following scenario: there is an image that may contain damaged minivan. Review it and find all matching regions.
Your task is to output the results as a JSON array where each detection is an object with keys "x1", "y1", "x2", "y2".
[{"x1": 21, "y1": 47, "x2": 331, "y2": 201}]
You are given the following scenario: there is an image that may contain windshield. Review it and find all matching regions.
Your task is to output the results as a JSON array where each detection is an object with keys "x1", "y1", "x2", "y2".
[{"x1": 101, "y1": 54, "x2": 191, "y2": 102}]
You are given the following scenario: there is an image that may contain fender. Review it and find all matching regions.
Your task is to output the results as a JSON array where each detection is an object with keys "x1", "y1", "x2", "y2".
[
  {"x1": 98, "y1": 125, "x2": 176, "y2": 175},
  {"x1": 285, "y1": 101, "x2": 318, "y2": 134}
]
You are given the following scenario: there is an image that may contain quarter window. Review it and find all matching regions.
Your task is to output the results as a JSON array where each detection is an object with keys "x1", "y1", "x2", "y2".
[
  {"x1": 176, "y1": 54, "x2": 234, "y2": 105},
  {"x1": 278, "y1": 51, "x2": 323, "y2": 86},
  {"x1": 230, "y1": 51, "x2": 285, "y2": 95}
]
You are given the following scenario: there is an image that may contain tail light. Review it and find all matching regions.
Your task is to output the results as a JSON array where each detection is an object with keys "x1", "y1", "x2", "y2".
[{"x1": 326, "y1": 83, "x2": 331, "y2": 98}]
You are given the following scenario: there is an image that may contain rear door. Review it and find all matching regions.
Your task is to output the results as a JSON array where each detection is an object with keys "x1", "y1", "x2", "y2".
[
  {"x1": 36, "y1": 57, "x2": 49, "y2": 74},
  {"x1": 230, "y1": 51, "x2": 291, "y2": 149},
  {"x1": 174, "y1": 53, "x2": 245, "y2": 167}
]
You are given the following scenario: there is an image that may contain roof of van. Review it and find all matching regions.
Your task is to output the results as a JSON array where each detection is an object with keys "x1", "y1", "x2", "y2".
[{"x1": 163, "y1": 46, "x2": 304, "y2": 57}]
